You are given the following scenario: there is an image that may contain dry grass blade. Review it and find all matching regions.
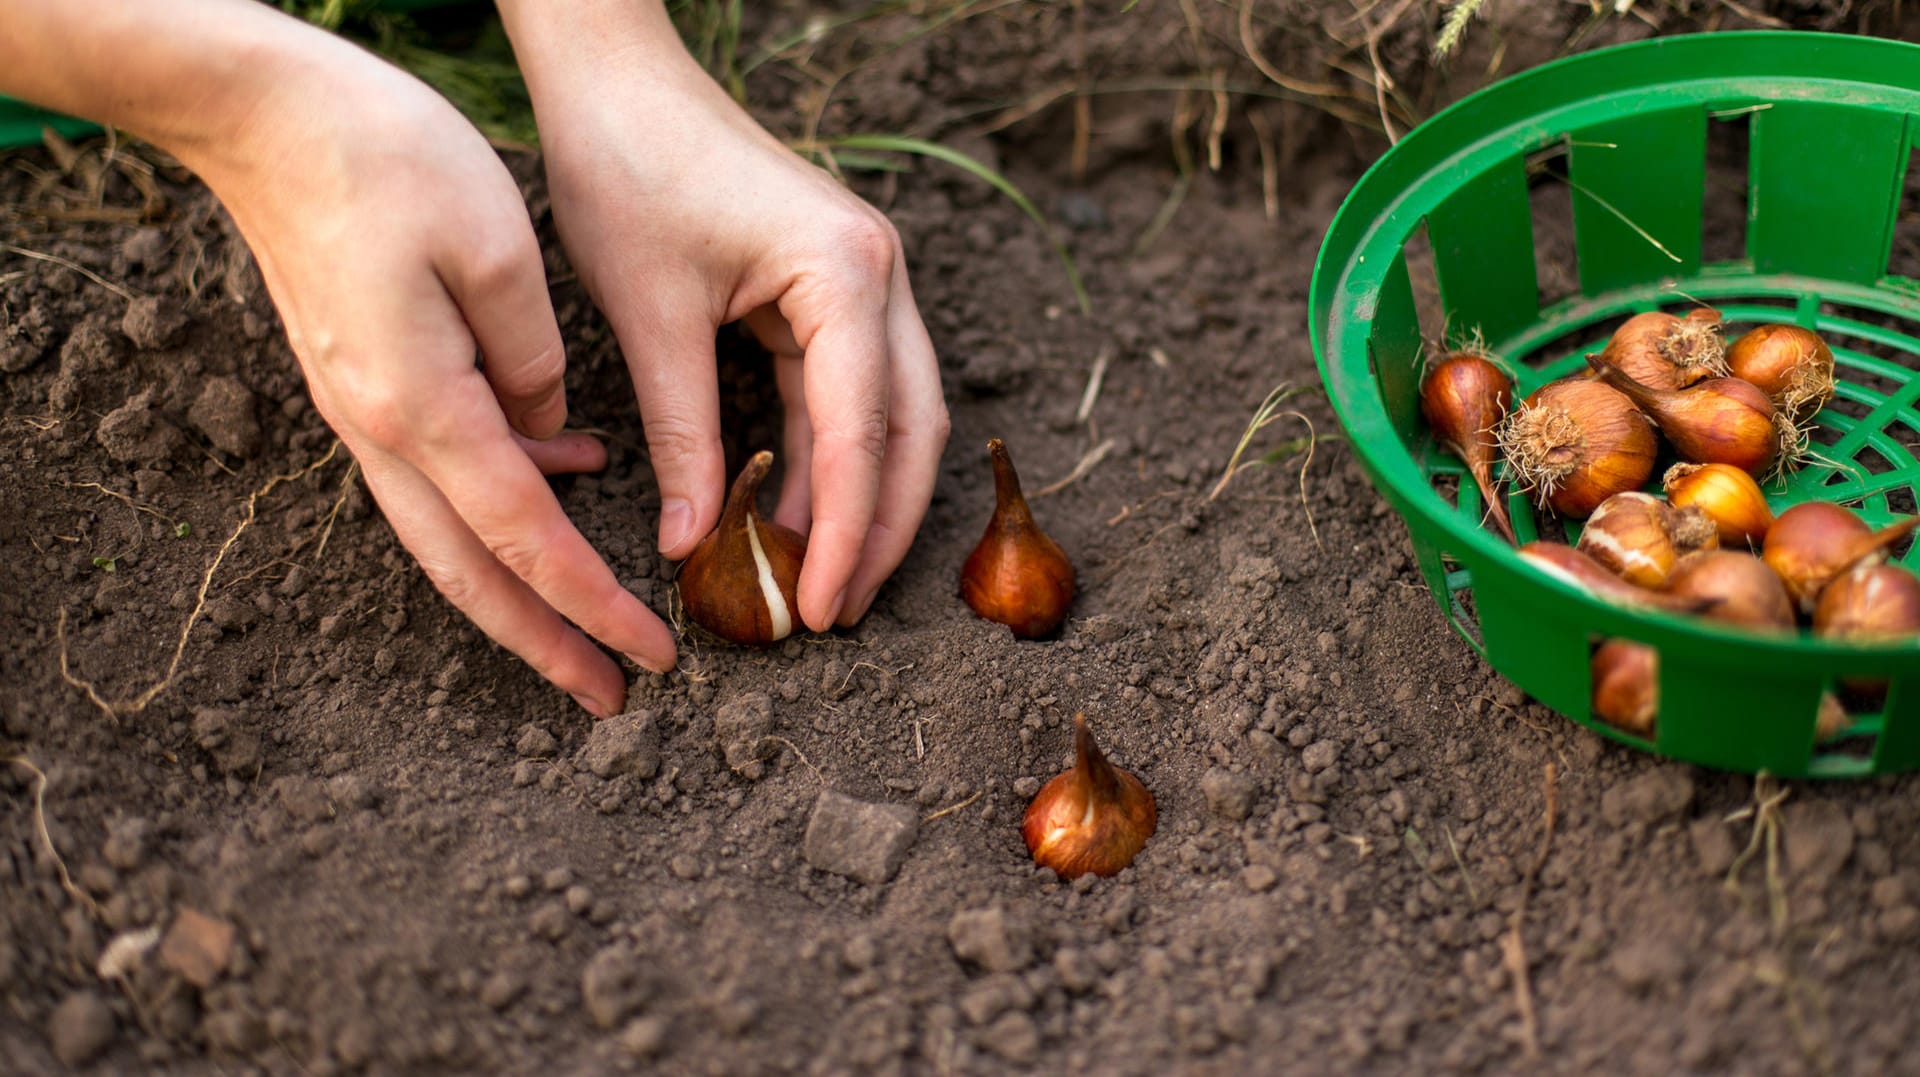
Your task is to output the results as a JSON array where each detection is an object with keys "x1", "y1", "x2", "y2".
[
  {"x1": 1032, "y1": 439, "x2": 1116, "y2": 499},
  {"x1": 1503, "y1": 761, "x2": 1557, "y2": 1060},
  {"x1": 3, "y1": 243, "x2": 142, "y2": 303},
  {"x1": 59, "y1": 442, "x2": 343, "y2": 721},
  {"x1": 1075, "y1": 347, "x2": 1111, "y2": 425},
  {"x1": 1208, "y1": 382, "x2": 1314, "y2": 501}
]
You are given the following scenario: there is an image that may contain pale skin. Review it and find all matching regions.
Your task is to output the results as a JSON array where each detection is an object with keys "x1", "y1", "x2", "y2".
[{"x1": 0, "y1": 0, "x2": 950, "y2": 717}]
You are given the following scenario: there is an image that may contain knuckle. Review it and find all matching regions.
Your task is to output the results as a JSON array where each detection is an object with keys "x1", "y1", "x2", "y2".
[
  {"x1": 488, "y1": 526, "x2": 565, "y2": 593},
  {"x1": 464, "y1": 231, "x2": 536, "y2": 298},
  {"x1": 642, "y1": 413, "x2": 714, "y2": 470},
  {"x1": 833, "y1": 213, "x2": 900, "y2": 281},
  {"x1": 492, "y1": 339, "x2": 566, "y2": 402},
  {"x1": 826, "y1": 412, "x2": 890, "y2": 463}
]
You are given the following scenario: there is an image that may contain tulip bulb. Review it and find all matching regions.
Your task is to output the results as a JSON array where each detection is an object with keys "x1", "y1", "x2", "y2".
[
  {"x1": 1575, "y1": 491, "x2": 1718, "y2": 588},
  {"x1": 1420, "y1": 352, "x2": 1515, "y2": 543},
  {"x1": 1726, "y1": 324, "x2": 1835, "y2": 423},
  {"x1": 1497, "y1": 378, "x2": 1657, "y2": 518},
  {"x1": 677, "y1": 451, "x2": 807, "y2": 646},
  {"x1": 1814, "y1": 562, "x2": 1920, "y2": 703},
  {"x1": 1763, "y1": 502, "x2": 1920, "y2": 614},
  {"x1": 1589, "y1": 357, "x2": 1779, "y2": 476},
  {"x1": 1516, "y1": 542, "x2": 1718, "y2": 615},
  {"x1": 961, "y1": 439, "x2": 1075, "y2": 638},
  {"x1": 1023, "y1": 714, "x2": 1156, "y2": 879},
  {"x1": 1665, "y1": 550, "x2": 1796, "y2": 632},
  {"x1": 1594, "y1": 308, "x2": 1728, "y2": 390},
  {"x1": 1663, "y1": 462, "x2": 1774, "y2": 547}
]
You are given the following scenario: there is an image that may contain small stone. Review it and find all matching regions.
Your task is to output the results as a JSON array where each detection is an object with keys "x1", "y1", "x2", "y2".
[
  {"x1": 619, "y1": 1015, "x2": 669, "y2": 1060},
  {"x1": 159, "y1": 908, "x2": 235, "y2": 989},
  {"x1": 1879, "y1": 905, "x2": 1920, "y2": 941},
  {"x1": 1242, "y1": 865, "x2": 1279, "y2": 893},
  {"x1": 565, "y1": 885, "x2": 593, "y2": 915},
  {"x1": 96, "y1": 389, "x2": 183, "y2": 466},
  {"x1": 947, "y1": 906, "x2": 1033, "y2": 973},
  {"x1": 480, "y1": 970, "x2": 525, "y2": 1010},
  {"x1": 669, "y1": 854, "x2": 703, "y2": 881},
  {"x1": 1301, "y1": 741, "x2": 1338, "y2": 773},
  {"x1": 1784, "y1": 800, "x2": 1854, "y2": 888},
  {"x1": 715, "y1": 692, "x2": 776, "y2": 778},
  {"x1": 503, "y1": 875, "x2": 533, "y2": 899},
  {"x1": 120, "y1": 295, "x2": 188, "y2": 350},
  {"x1": 193, "y1": 709, "x2": 261, "y2": 776},
  {"x1": 1199, "y1": 768, "x2": 1257, "y2": 822},
  {"x1": 803, "y1": 790, "x2": 918, "y2": 885},
  {"x1": 48, "y1": 990, "x2": 116, "y2": 1066},
  {"x1": 1690, "y1": 818, "x2": 1737, "y2": 877},
  {"x1": 959, "y1": 974, "x2": 1035, "y2": 1025},
  {"x1": 1054, "y1": 947, "x2": 1100, "y2": 993},
  {"x1": 542, "y1": 867, "x2": 574, "y2": 892},
  {"x1": 581, "y1": 712, "x2": 659, "y2": 779},
  {"x1": 516, "y1": 725, "x2": 558, "y2": 759},
  {"x1": 581, "y1": 944, "x2": 650, "y2": 1029},
  {"x1": 273, "y1": 776, "x2": 333, "y2": 824},
  {"x1": 1599, "y1": 768, "x2": 1695, "y2": 828},
  {"x1": 981, "y1": 1011, "x2": 1041, "y2": 1063},
  {"x1": 1608, "y1": 936, "x2": 1685, "y2": 991},
  {"x1": 529, "y1": 901, "x2": 571, "y2": 940}
]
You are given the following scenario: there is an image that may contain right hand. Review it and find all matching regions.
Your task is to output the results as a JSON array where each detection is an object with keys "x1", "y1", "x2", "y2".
[{"x1": 181, "y1": 31, "x2": 675, "y2": 717}]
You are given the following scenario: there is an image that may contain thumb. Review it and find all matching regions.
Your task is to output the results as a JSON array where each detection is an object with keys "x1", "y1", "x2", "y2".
[
  {"x1": 442, "y1": 233, "x2": 570, "y2": 439},
  {"x1": 610, "y1": 288, "x2": 726, "y2": 560}
]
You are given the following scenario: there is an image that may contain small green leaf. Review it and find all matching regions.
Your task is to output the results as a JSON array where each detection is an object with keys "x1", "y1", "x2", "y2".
[
  {"x1": 92, "y1": 557, "x2": 116, "y2": 573},
  {"x1": 174, "y1": 521, "x2": 191, "y2": 538}
]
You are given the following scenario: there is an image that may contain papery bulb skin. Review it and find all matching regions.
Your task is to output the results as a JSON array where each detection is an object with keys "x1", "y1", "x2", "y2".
[
  {"x1": 1420, "y1": 352, "x2": 1516, "y2": 543},
  {"x1": 1814, "y1": 562, "x2": 1920, "y2": 703},
  {"x1": 1763, "y1": 502, "x2": 1920, "y2": 614},
  {"x1": 678, "y1": 451, "x2": 807, "y2": 646},
  {"x1": 1589, "y1": 358, "x2": 1779, "y2": 477},
  {"x1": 962, "y1": 439, "x2": 1075, "y2": 638},
  {"x1": 1666, "y1": 550, "x2": 1796, "y2": 632},
  {"x1": 1575, "y1": 491, "x2": 1718, "y2": 588},
  {"x1": 1022, "y1": 715, "x2": 1156, "y2": 879},
  {"x1": 1497, "y1": 378, "x2": 1656, "y2": 519},
  {"x1": 1591, "y1": 640, "x2": 1658, "y2": 737},
  {"x1": 1594, "y1": 308, "x2": 1728, "y2": 390},
  {"x1": 1516, "y1": 542, "x2": 1718, "y2": 615},
  {"x1": 1726, "y1": 324, "x2": 1835, "y2": 422},
  {"x1": 1663, "y1": 462, "x2": 1774, "y2": 547}
]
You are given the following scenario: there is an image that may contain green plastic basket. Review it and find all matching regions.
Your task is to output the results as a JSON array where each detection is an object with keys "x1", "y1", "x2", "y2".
[{"x1": 1311, "y1": 31, "x2": 1920, "y2": 777}]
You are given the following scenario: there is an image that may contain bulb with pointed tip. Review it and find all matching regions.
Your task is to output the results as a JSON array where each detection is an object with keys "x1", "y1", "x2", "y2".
[
  {"x1": 961, "y1": 439, "x2": 1075, "y2": 638},
  {"x1": 1763, "y1": 502, "x2": 1920, "y2": 615},
  {"x1": 677, "y1": 451, "x2": 807, "y2": 646},
  {"x1": 1023, "y1": 714, "x2": 1157, "y2": 879}
]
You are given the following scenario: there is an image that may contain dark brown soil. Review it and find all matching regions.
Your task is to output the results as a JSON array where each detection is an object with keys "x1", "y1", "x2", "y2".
[{"x1": 7, "y1": 4, "x2": 1920, "y2": 1075}]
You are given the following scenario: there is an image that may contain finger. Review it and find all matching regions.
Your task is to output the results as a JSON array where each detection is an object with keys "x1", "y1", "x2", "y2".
[
  {"x1": 409, "y1": 377, "x2": 679, "y2": 674},
  {"x1": 516, "y1": 429, "x2": 608, "y2": 476},
  {"x1": 744, "y1": 304, "x2": 811, "y2": 531},
  {"x1": 609, "y1": 286, "x2": 725, "y2": 560},
  {"x1": 440, "y1": 222, "x2": 570, "y2": 440},
  {"x1": 793, "y1": 289, "x2": 891, "y2": 632},
  {"x1": 772, "y1": 352, "x2": 812, "y2": 532},
  {"x1": 350, "y1": 441, "x2": 632, "y2": 716},
  {"x1": 837, "y1": 263, "x2": 948, "y2": 624}
]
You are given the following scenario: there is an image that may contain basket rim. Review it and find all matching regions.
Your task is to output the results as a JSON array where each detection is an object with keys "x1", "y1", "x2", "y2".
[{"x1": 1309, "y1": 29, "x2": 1920, "y2": 662}]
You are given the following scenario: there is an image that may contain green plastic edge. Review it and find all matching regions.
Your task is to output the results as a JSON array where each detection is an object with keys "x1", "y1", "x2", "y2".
[{"x1": 1309, "y1": 30, "x2": 1920, "y2": 777}]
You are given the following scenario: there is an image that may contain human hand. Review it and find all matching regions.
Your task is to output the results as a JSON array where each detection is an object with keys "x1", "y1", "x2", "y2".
[
  {"x1": 176, "y1": 23, "x2": 676, "y2": 716},
  {"x1": 498, "y1": 1, "x2": 950, "y2": 632}
]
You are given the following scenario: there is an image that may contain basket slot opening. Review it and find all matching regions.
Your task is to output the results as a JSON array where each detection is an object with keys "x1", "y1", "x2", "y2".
[
  {"x1": 1516, "y1": 311, "x2": 1636, "y2": 384},
  {"x1": 1586, "y1": 636, "x2": 1657, "y2": 747},
  {"x1": 1527, "y1": 147, "x2": 1579, "y2": 310},
  {"x1": 1701, "y1": 108, "x2": 1753, "y2": 266},
  {"x1": 1886, "y1": 144, "x2": 1920, "y2": 284}
]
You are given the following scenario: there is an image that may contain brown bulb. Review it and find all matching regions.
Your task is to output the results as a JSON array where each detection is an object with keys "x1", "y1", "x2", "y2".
[
  {"x1": 1575, "y1": 491, "x2": 1718, "y2": 588},
  {"x1": 1589, "y1": 357, "x2": 1779, "y2": 476},
  {"x1": 1420, "y1": 352, "x2": 1515, "y2": 543},
  {"x1": 1815, "y1": 562, "x2": 1920, "y2": 705},
  {"x1": 1763, "y1": 502, "x2": 1920, "y2": 614},
  {"x1": 1663, "y1": 462, "x2": 1774, "y2": 547},
  {"x1": 1726, "y1": 324, "x2": 1835, "y2": 422},
  {"x1": 1497, "y1": 378, "x2": 1657, "y2": 519},
  {"x1": 961, "y1": 439, "x2": 1075, "y2": 638},
  {"x1": 1516, "y1": 542, "x2": 1718, "y2": 615},
  {"x1": 1593, "y1": 308, "x2": 1728, "y2": 390},
  {"x1": 1666, "y1": 550, "x2": 1795, "y2": 632},
  {"x1": 1591, "y1": 639, "x2": 1658, "y2": 737},
  {"x1": 677, "y1": 451, "x2": 807, "y2": 646},
  {"x1": 1022, "y1": 714, "x2": 1156, "y2": 879}
]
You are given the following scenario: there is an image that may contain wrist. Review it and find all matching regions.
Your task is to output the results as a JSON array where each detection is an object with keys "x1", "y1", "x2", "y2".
[{"x1": 496, "y1": 0, "x2": 708, "y2": 103}]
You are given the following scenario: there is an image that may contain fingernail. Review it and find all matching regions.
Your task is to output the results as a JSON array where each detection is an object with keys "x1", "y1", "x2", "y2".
[
  {"x1": 826, "y1": 587, "x2": 849, "y2": 627},
  {"x1": 660, "y1": 498, "x2": 693, "y2": 554},
  {"x1": 570, "y1": 692, "x2": 609, "y2": 719},
  {"x1": 626, "y1": 651, "x2": 674, "y2": 676}
]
